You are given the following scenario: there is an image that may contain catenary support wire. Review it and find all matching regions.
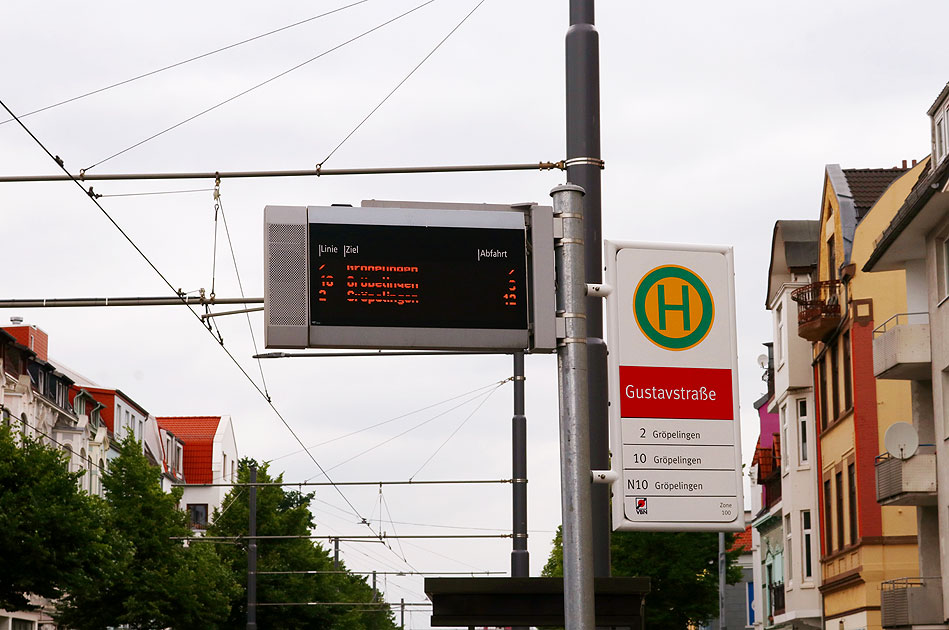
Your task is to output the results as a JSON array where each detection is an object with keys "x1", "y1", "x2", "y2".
[
  {"x1": 321, "y1": 0, "x2": 487, "y2": 165},
  {"x1": 0, "y1": 1, "x2": 372, "y2": 126},
  {"x1": 82, "y1": 0, "x2": 438, "y2": 171},
  {"x1": 0, "y1": 97, "x2": 390, "y2": 555}
]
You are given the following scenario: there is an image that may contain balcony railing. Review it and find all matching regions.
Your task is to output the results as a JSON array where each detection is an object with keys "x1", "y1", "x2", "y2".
[
  {"x1": 875, "y1": 447, "x2": 937, "y2": 506},
  {"x1": 769, "y1": 581, "x2": 786, "y2": 617},
  {"x1": 872, "y1": 312, "x2": 931, "y2": 380},
  {"x1": 790, "y1": 280, "x2": 842, "y2": 342},
  {"x1": 754, "y1": 436, "x2": 782, "y2": 508},
  {"x1": 881, "y1": 577, "x2": 943, "y2": 628}
]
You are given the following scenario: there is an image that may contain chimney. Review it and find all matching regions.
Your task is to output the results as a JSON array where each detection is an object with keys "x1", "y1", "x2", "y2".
[
  {"x1": 902, "y1": 159, "x2": 908, "y2": 168},
  {"x1": 913, "y1": 159, "x2": 918, "y2": 167}
]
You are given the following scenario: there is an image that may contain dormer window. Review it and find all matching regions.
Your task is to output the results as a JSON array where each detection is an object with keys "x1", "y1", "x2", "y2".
[
  {"x1": 936, "y1": 110, "x2": 947, "y2": 164},
  {"x1": 929, "y1": 85, "x2": 949, "y2": 165}
]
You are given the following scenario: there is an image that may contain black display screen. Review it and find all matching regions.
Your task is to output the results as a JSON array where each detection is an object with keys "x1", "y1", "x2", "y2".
[{"x1": 309, "y1": 223, "x2": 528, "y2": 330}]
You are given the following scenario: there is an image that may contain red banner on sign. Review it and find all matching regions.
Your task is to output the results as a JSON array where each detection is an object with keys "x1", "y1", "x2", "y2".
[{"x1": 619, "y1": 365, "x2": 734, "y2": 420}]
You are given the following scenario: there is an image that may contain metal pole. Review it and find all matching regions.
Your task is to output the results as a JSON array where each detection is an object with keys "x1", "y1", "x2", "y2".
[
  {"x1": 401, "y1": 598, "x2": 405, "y2": 630},
  {"x1": 0, "y1": 162, "x2": 563, "y2": 183},
  {"x1": 247, "y1": 463, "x2": 258, "y2": 630},
  {"x1": 512, "y1": 350, "x2": 529, "y2": 579},
  {"x1": 0, "y1": 296, "x2": 262, "y2": 308},
  {"x1": 372, "y1": 570, "x2": 377, "y2": 601},
  {"x1": 719, "y1": 532, "x2": 726, "y2": 630},
  {"x1": 334, "y1": 537, "x2": 340, "y2": 570},
  {"x1": 565, "y1": 0, "x2": 609, "y2": 578},
  {"x1": 552, "y1": 183, "x2": 595, "y2": 630}
]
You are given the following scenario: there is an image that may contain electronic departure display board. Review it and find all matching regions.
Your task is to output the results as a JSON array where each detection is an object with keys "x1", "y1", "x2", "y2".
[
  {"x1": 309, "y1": 223, "x2": 528, "y2": 330},
  {"x1": 264, "y1": 203, "x2": 554, "y2": 352}
]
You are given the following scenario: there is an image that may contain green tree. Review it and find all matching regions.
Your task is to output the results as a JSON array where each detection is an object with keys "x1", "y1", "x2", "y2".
[
  {"x1": 0, "y1": 424, "x2": 105, "y2": 611},
  {"x1": 56, "y1": 435, "x2": 238, "y2": 629},
  {"x1": 207, "y1": 459, "x2": 397, "y2": 630},
  {"x1": 542, "y1": 526, "x2": 744, "y2": 629}
]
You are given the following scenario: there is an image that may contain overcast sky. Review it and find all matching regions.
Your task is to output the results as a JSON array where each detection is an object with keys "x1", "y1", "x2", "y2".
[{"x1": 2, "y1": 1, "x2": 947, "y2": 627}]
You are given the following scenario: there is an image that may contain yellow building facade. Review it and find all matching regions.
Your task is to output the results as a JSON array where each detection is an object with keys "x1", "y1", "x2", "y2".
[{"x1": 793, "y1": 163, "x2": 923, "y2": 630}]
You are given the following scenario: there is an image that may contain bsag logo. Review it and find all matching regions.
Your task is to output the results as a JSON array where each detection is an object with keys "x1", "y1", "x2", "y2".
[
  {"x1": 633, "y1": 265, "x2": 714, "y2": 351},
  {"x1": 635, "y1": 498, "x2": 647, "y2": 515}
]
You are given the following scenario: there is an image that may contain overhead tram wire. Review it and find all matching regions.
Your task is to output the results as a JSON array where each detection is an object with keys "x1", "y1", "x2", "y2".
[
  {"x1": 0, "y1": 0, "x2": 372, "y2": 127},
  {"x1": 268, "y1": 378, "x2": 509, "y2": 463},
  {"x1": 320, "y1": 0, "x2": 488, "y2": 166},
  {"x1": 0, "y1": 100, "x2": 385, "y2": 552},
  {"x1": 82, "y1": 0, "x2": 439, "y2": 172},
  {"x1": 215, "y1": 189, "x2": 269, "y2": 396},
  {"x1": 306, "y1": 380, "x2": 510, "y2": 480},
  {"x1": 408, "y1": 379, "x2": 502, "y2": 480}
]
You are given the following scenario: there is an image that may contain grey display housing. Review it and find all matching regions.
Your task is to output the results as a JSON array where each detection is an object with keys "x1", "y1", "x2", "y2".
[{"x1": 264, "y1": 201, "x2": 556, "y2": 352}]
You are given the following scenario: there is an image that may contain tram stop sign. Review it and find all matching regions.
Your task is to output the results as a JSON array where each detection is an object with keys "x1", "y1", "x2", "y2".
[{"x1": 605, "y1": 241, "x2": 744, "y2": 532}]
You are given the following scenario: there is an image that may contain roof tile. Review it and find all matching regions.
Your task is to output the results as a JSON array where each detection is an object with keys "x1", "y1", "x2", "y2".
[{"x1": 842, "y1": 168, "x2": 909, "y2": 220}]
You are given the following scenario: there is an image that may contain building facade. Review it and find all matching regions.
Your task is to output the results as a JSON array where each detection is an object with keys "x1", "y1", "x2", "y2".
[
  {"x1": 793, "y1": 163, "x2": 921, "y2": 630},
  {"x1": 755, "y1": 220, "x2": 823, "y2": 630},
  {"x1": 862, "y1": 83, "x2": 949, "y2": 629},
  {"x1": 156, "y1": 415, "x2": 239, "y2": 530}
]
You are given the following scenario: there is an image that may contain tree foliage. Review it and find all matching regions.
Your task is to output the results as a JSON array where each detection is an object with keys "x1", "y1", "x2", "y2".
[
  {"x1": 55, "y1": 435, "x2": 238, "y2": 629},
  {"x1": 542, "y1": 525, "x2": 744, "y2": 629},
  {"x1": 207, "y1": 459, "x2": 398, "y2": 630},
  {"x1": 0, "y1": 425, "x2": 105, "y2": 611}
]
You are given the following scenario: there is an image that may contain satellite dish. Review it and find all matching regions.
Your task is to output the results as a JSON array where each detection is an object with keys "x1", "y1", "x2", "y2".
[
  {"x1": 884, "y1": 422, "x2": 919, "y2": 460},
  {"x1": 756, "y1": 354, "x2": 769, "y2": 369}
]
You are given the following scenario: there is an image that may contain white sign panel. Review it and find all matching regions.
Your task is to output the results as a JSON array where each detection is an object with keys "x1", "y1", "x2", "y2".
[{"x1": 605, "y1": 241, "x2": 744, "y2": 531}]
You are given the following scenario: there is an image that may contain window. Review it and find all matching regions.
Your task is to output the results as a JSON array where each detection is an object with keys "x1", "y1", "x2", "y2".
[
  {"x1": 2, "y1": 408, "x2": 9, "y2": 427},
  {"x1": 943, "y1": 239, "x2": 949, "y2": 299},
  {"x1": 937, "y1": 115, "x2": 946, "y2": 163},
  {"x1": 746, "y1": 581, "x2": 756, "y2": 627},
  {"x1": 798, "y1": 399, "x2": 809, "y2": 464},
  {"x1": 824, "y1": 479, "x2": 833, "y2": 553},
  {"x1": 819, "y1": 361, "x2": 828, "y2": 429},
  {"x1": 776, "y1": 304, "x2": 784, "y2": 363},
  {"x1": 830, "y1": 345, "x2": 840, "y2": 420},
  {"x1": 836, "y1": 472, "x2": 844, "y2": 550},
  {"x1": 187, "y1": 504, "x2": 209, "y2": 529},
  {"x1": 802, "y1": 510, "x2": 813, "y2": 579},
  {"x1": 843, "y1": 332, "x2": 852, "y2": 411},
  {"x1": 785, "y1": 514, "x2": 793, "y2": 586},
  {"x1": 64, "y1": 444, "x2": 74, "y2": 473},
  {"x1": 848, "y1": 464, "x2": 858, "y2": 544},
  {"x1": 780, "y1": 404, "x2": 788, "y2": 472},
  {"x1": 828, "y1": 235, "x2": 837, "y2": 281}
]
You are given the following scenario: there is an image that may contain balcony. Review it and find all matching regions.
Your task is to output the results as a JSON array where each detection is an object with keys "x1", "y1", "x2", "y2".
[
  {"x1": 754, "y1": 436, "x2": 782, "y2": 509},
  {"x1": 768, "y1": 581, "x2": 786, "y2": 618},
  {"x1": 873, "y1": 313, "x2": 931, "y2": 380},
  {"x1": 790, "y1": 280, "x2": 842, "y2": 342},
  {"x1": 875, "y1": 448, "x2": 937, "y2": 506},
  {"x1": 881, "y1": 577, "x2": 944, "y2": 628}
]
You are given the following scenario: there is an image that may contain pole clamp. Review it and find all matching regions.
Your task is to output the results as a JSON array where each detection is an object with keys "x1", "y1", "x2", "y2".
[
  {"x1": 564, "y1": 157, "x2": 605, "y2": 169},
  {"x1": 591, "y1": 470, "x2": 618, "y2": 484},
  {"x1": 585, "y1": 283, "x2": 613, "y2": 297}
]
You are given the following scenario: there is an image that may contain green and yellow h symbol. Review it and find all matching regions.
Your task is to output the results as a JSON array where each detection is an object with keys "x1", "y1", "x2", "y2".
[{"x1": 657, "y1": 284, "x2": 691, "y2": 331}]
